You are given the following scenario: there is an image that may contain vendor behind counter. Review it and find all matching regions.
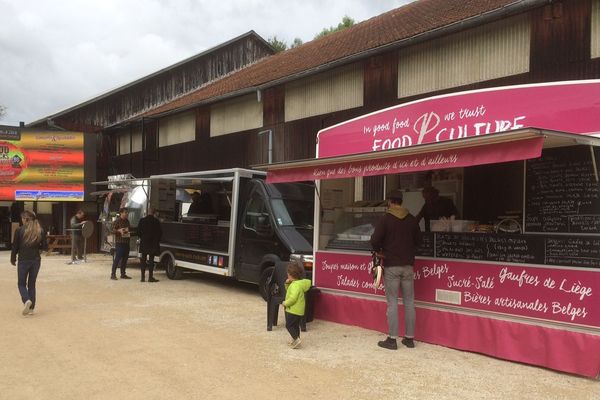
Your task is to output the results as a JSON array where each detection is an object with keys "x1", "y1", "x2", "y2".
[
  {"x1": 416, "y1": 187, "x2": 458, "y2": 232},
  {"x1": 188, "y1": 191, "x2": 214, "y2": 215},
  {"x1": 180, "y1": 189, "x2": 232, "y2": 226}
]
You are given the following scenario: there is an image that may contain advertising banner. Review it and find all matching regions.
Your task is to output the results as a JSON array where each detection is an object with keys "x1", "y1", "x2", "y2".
[
  {"x1": 315, "y1": 251, "x2": 600, "y2": 328},
  {"x1": 0, "y1": 129, "x2": 84, "y2": 201},
  {"x1": 317, "y1": 80, "x2": 600, "y2": 158},
  {"x1": 266, "y1": 137, "x2": 543, "y2": 183}
]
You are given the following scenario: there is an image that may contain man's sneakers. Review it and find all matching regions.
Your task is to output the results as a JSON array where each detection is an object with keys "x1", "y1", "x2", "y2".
[
  {"x1": 378, "y1": 336, "x2": 415, "y2": 350},
  {"x1": 290, "y1": 337, "x2": 302, "y2": 349},
  {"x1": 377, "y1": 337, "x2": 398, "y2": 350},
  {"x1": 112, "y1": 275, "x2": 134, "y2": 280},
  {"x1": 148, "y1": 277, "x2": 159, "y2": 283},
  {"x1": 22, "y1": 300, "x2": 32, "y2": 316}
]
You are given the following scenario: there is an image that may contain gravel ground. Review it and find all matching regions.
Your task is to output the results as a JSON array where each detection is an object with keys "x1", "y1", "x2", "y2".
[{"x1": 0, "y1": 252, "x2": 598, "y2": 400}]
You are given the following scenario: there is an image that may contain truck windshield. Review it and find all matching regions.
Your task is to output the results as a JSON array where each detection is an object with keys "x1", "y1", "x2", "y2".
[{"x1": 270, "y1": 199, "x2": 313, "y2": 228}]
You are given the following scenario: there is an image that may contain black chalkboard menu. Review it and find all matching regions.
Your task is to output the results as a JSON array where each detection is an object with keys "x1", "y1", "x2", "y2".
[
  {"x1": 417, "y1": 232, "x2": 434, "y2": 257},
  {"x1": 435, "y1": 233, "x2": 545, "y2": 265},
  {"x1": 545, "y1": 236, "x2": 600, "y2": 268},
  {"x1": 433, "y1": 232, "x2": 600, "y2": 269},
  {"x1": 525, "y1": 146, "x2": 600, "y2": 233}
]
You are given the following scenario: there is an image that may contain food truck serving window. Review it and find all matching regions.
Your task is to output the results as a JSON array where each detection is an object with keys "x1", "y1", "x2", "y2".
[
  {"x1": 318, "y1": 145, "x2": 600, "y2": 252},
  {"x1": 259, "y1": 129, "x2": 600, "y2": 267}
]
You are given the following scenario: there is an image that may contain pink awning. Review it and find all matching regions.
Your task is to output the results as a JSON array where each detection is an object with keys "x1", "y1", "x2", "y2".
[
  {"x1": 259, "y1": 129, "x2": 599, "y2": 183},
  {"x1": 266, "y1": 136, "x2": 542, "y2": 183}
]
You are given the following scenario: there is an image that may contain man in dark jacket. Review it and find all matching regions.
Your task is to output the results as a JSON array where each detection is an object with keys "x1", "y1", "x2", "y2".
[
  {"x1": 111, "y1": 208, "x2": 132, "y2": 280},
  {"x1": 416, "y1": 186, "x2": 457, "y2": 232},
  {"x1": 137, "y1": 207, "x2": 162, "y2": 282},
  {"x1": 370, "y1": 189, "x2": 422, "y2": 350},
  {"x1": 188, "y1": 191, "x2": 213, "y2": 215},
  {"x1": 70, "y1": 210, "x2": 86, "y2": 261}
]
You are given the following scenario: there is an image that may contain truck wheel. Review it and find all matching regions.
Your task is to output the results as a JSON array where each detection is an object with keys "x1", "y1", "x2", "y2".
[
  {"x1": 164, "y1": 256, "x2": 183, "y2": 280},
  {"x1": 258, "y1": 265, "x2": 274, "y2": 301}
]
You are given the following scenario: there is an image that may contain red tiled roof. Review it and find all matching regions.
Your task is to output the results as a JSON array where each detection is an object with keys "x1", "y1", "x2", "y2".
[{"x1": 143, "y1": 0, "x2": 524, "y2": 118}]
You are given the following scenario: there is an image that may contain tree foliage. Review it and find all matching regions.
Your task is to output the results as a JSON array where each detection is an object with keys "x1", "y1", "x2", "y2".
[
  {"x1": 290, "y1": 37, "x2": 304, "y2": 49},
  {"x1": 267, "y1": 15, "x2": 355, "y2": 53},
  {"x1": 314, "y1": 16, "x2": 355, "y2": 39},
  {"x1": 267, "y1": 36, "x2": 288, "y2": 53}
]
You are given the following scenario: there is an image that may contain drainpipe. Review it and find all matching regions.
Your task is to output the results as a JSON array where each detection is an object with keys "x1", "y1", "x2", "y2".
[
  {"x1": 129, "y1": 125, "x2": 133, "y2": 174},
  {"x1": 141, "y1": 118, "x2": 145, "y2": 176},
  {"x1": 258, "y1": 129, "x2": 272, "y2": 164}
]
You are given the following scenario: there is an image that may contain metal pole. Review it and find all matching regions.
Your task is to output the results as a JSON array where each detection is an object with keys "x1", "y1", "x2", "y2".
[
  {"x1": 590, "y1": 145, "x2": 598, "y2": 183},
  {"x1": 141, "y1": 118, "x2": 145, "y2": 177},
  {"x1": 129, "y1": 125, "x2": 133, "y2": 174},
  {"x1": 83, "y1": 229, "x2": 87, "y2": 263},
  {"x1": 62, "y1": 203, "x2": 67, "y2": 234}
]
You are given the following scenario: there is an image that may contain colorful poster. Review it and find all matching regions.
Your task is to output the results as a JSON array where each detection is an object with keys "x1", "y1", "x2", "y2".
[
  {"x1": 0, "y1": 130, "x2": 84, "y2": 201},
  {"x1": 315, "y1": 251, "x2": 600, "y2": 328}
]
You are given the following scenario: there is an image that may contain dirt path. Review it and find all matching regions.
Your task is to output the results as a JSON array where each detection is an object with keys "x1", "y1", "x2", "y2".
[{"x1": 0, "y1": 253, "x2": 598, "y2": 400}]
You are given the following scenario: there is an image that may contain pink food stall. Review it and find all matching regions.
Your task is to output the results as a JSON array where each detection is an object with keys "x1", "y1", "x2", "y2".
[{"x1": 261, "y1": 80, "x2": 600, "y2": 377}]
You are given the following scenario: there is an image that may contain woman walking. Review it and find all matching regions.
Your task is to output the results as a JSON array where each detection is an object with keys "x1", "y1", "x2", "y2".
[{"x1": 10, "y1": 210, "x2": 47, "y2": 316}]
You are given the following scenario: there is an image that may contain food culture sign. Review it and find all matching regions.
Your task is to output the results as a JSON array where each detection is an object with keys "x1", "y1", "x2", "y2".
[
  {"x1": 317, "y1": 80, "x2": 600, "y2": 158},
  {"x1": 315, "y1": 252, "x2": 600, "y2": 328}
]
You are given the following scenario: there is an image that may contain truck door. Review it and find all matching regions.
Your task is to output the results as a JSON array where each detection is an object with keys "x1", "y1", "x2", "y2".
[{"x1": 237, "y1": 189, "x2": 276, "y2": 283}]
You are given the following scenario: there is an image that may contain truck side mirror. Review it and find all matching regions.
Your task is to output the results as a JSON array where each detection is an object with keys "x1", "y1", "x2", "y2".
[{"x1": 256, "y1": 214, "x2": 273, "y2": 236}]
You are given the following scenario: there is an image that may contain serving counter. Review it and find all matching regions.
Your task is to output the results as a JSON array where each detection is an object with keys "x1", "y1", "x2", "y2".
[{"x1": 161, "y1": 220, "x2": 230, "y2": 253}]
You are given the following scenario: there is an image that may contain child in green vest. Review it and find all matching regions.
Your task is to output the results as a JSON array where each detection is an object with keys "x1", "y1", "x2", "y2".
[{"x1": 282, "y1": 261, "x2": 311, "y2": 349}]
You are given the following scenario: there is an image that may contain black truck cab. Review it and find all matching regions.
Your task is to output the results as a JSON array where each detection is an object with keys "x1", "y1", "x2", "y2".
[
  {"x1": 237, "y1": 179, "x2": 314, "y2": 298},
  {"x1": 151, "y1": 168, "x2": 314, "y2": 298}
]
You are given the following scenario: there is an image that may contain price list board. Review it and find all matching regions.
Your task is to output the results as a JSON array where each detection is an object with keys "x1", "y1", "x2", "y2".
[
  {"x1": 525, "y1": 146, "x2": 600, "y2": 233},
  {"x1": 434, "y1": 232, "x2": 600, "y2": 269}
]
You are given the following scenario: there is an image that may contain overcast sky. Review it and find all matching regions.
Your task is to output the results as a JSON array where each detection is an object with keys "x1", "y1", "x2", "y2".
[{"x1": 0, "y1": 0, "x2": 411, "y2": 126}]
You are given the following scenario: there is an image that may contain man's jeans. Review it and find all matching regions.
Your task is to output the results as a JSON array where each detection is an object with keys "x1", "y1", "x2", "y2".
[
  {"x1": 384, "y1": 265, "x2": 415, "y2": 338},
  {"x1": 17, "y1": 259, "x2": 41, "y2": 308},
  {"x1": 72, "y1": 235, "x2": 84, "y2": 261},
  {"x1": 111, "y1": 243, "x2": 130, "y2": 277}
]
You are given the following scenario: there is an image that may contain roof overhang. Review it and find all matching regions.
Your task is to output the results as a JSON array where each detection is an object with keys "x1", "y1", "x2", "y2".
[
  {"x1": 89, "y1": 189, "x2": 129, "y2": 197},
  {"x1": 256, "y1": 128, "x2": 600, "y2": 183},
  {"x1": 147, "y1": 167, "x2": 266, "y2": 186},
  {"x1": 92, "y1": 177, "x2": 147, "y2": 185},
  {"x1": 151, "y1": 176, "x2": 236, "y2": 185}
]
